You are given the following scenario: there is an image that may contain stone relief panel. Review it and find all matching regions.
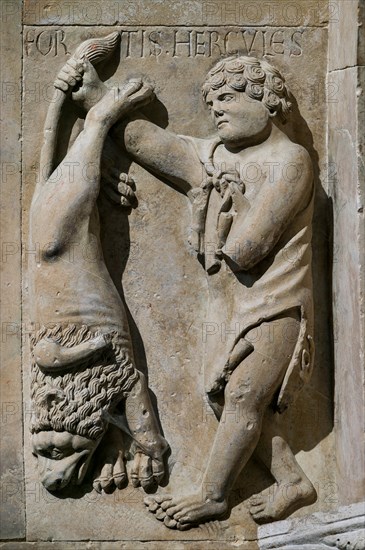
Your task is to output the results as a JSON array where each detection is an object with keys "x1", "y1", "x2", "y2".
[
  {"x1": 23, "y1": 21, "x2": 334, "y2": 542},
  {"x1": 29, "y1": 32, "x2": 168, "y2": 495}
]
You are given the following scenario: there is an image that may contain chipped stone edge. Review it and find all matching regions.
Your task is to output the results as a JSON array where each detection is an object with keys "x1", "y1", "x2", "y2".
[{"x1": 257, "y1": 502, "x2": 365, "y2": 549}]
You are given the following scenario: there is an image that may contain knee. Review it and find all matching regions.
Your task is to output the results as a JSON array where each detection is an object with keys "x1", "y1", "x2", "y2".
[
  {"x1": 224, "y1": 381, "x2": 267, "y2": 419},
  {"x1": 225, "y1": 379, "x2": 253, "y2": 407}
]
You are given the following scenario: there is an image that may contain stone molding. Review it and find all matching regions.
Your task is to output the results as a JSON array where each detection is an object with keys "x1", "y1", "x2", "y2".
[{"x1": 258, "y1": 502, "x2": 365, "y2": 549}]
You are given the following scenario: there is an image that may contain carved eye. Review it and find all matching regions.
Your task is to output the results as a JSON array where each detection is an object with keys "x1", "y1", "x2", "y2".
[
  {"x1": 220, "y1": 94, "x2": 234, "y2": 103},
  {"x1": 50, "y1": 448, "x2": 64, "y2": 460}
]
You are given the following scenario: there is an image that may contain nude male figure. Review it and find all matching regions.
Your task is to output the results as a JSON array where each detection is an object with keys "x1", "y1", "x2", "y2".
[
  {"x1": 58, "y1": 55, "x2": 316, "y2": 525},
  {"x1": 29, "y1": 68, "x2": 168, "y2": 492}
]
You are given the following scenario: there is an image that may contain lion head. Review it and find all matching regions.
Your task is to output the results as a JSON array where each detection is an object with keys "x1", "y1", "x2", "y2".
[{"x1": 30, "y1": 323, "x2": 138, "y2": 491}]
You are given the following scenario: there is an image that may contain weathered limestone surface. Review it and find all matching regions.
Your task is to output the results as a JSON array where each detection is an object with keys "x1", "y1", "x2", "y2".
[
  {"x1": 258, "y1": 502, "x2": 365, "y2": 549},
  {"x1": 0, "y1": 543, "x2": 258, "y2": 550},
  {"x1": 327, "y1": 0, "x2": 365, "y2": 507},
  {"x1": 0, "y1": 0, "x2": 363, "y2": 546},
  {"x1": 0, "y1": 0, "x2": 25, "y2": 540},
  {"x1": 21, "y1": 17, "x2": 334, "y2": 541},
  {"x1": 23, "y1": 0, "x2": 331, "y2": 27}
]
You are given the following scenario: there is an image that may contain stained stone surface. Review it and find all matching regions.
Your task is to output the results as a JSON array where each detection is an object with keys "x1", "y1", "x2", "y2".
[
  {"x1": 258, "y1": 502, "x2": 365, "y2": 549},
  {"x1": 20, "y1": 19, "x2": 334, "y2": 543},
  {"x1": 22, "y1": 0, "x2": 331, "y2": 27},
  {"x1": 0, "y1": 0, "x2": 364, "y2": 546},
  {"x1": 327, "y1": 0, "x2": 365, "y2": 507},
  {"x1": 0, "y1": 0, "x2": 25, "y2": 540}
]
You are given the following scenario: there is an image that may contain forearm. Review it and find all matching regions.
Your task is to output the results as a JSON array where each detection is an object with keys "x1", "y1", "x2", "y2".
[
  {"x1": 222, "y1": 236, "x2": 272, "y2": 272},
  {"x1": 111, "y1": 116, "x2": 198, "y2": 195},
  {"x1": 222, "y1": 217, "x2": 286, "y2": 272}
]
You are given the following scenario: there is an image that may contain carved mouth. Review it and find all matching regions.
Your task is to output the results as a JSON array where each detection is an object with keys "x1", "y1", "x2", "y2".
[
  {"x1": 39, "y1": 449, "x2": 92, "y2": 491},
  {"x1": 75, "y1": 450, "x2": 94, "y2": 485},
  {"x1": 217, "y1": 120, "x2": 228, "y2": 128}
]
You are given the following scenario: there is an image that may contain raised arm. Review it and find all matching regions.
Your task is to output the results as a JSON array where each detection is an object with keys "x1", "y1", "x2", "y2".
[
  {"x1": 223, "y1": 147, "x2": 313, "y2": 272},
  {"x1": 52, "y1": 57, "x2": 203, "y2": 195},
  {"x1": 112, "y1": 115, "x2": 202, "y2": 195}
]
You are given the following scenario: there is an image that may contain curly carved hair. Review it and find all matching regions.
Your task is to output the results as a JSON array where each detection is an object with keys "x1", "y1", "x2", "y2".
[
  {"x1": 202, "y1": 56, "x2": 292, "y2": 123},
  {"x1": 30, "y1": 324, "x2": 139, "y2": 440}
]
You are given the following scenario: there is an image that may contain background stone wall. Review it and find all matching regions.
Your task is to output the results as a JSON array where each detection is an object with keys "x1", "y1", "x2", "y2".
[{"x1": 0, "y1": 1, "x2": 363, "y2": 547}]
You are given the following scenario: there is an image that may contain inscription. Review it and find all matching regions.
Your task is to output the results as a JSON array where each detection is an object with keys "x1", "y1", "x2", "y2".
[
  {"x1": 24, "y1": 28, "x2": 304, "y2": 59},
  {"x1": 25, "y1": 29, "x2": 69, "y2": 56},
  {"x1": 120, "y1": 28, "x2": 304, "y2": 58}
]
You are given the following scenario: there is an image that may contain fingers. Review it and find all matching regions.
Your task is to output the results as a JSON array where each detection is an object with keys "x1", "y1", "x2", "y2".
[
  {"x1": 118, "y1": 181, "x2": 136, "y2": 200},
  {"x1": 121, "y1": 80, "x2": 155, "y2": 109},
  {"x1": 81, "y1": 57, "x2": 101, "y2": 84},
  {"x1": 101, "y1": 172, "x2": 137, "y2": 208},
  {"x1": 54, "y1": 59, "x2": 84, "y2": 92},
  {"x1": 119, "y1": 172, "x2": 136, "y2": 190},
  {"x1": 102, "y1": 183, "x2": 134, "y2": 207}
]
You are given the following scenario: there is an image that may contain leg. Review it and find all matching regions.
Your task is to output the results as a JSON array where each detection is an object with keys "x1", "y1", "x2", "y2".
[
  {"x1": 108, "y1": 373, "x2": 169, "y2": 490},
  {"x1": 146, "y1": 315, "x2": 300, "y2": 529},
  {"x1": 32, "y1": 82, "x2": 152, "y2": 246},
  {"x1": 249, "y1": 411, "x2": 316, "y2": 522},
  {"x1": 93, "y1": 423, "x2": 127, "y2": 493}
]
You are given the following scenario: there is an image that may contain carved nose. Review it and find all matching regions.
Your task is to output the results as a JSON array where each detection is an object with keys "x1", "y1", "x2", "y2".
[
  {"x1": 214, "y1": 109, "x2": 224, "y2": 118},
  {"x1": 41, "y1": 471, "x2": 66, "y2": 491}
]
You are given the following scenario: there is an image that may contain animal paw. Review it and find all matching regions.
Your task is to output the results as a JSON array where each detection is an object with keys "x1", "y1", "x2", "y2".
[
  {"x1": 130, "y1": 447, "x2": 165, "y2": 491},
  {"x1": 92, "y1": 424, "x2": 127, "y2": 493}
]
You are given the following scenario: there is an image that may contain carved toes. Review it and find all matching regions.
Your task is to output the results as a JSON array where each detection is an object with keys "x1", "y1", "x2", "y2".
[
  {"x1": 131, "y1": 452, "x2": 156, "y2": 490},
  {"x1": 93, "y1": 449, "x2": 127, "y2": 494},
  {"x1": 144, "y1": 498, "x2": 188, "y2": 531},
  {"x1": 93, "y1": 425, "x2": 127, "y2": 494}
]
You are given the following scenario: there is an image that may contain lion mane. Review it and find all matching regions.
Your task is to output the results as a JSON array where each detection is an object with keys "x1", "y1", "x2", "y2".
[{"x1": 30, "y1": 324, "x2": 139, "y2": 440}]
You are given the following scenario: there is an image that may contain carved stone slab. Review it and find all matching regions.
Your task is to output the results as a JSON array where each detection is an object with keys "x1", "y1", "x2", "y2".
[
  {"x1": 21, "y1": 19, "x2": 333, "y2": 542},
  {"x1": 2, "y1": 0, "x2": 363, "y2": 546}
]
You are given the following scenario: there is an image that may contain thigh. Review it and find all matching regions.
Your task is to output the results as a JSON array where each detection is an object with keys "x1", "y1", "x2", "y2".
[{"x1": 226, "y1": 314, "x2": 300, "y2": 410}]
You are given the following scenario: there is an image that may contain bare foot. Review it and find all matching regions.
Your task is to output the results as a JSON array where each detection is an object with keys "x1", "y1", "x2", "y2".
[
  {"x1": 92, "y1": 425, "x2": 127, "y2": 493},
  {"x1": 144, "y1": 491, "x2": 228, "y2": 530},
  {"x1": 249, "y1": 479, "x2": 317, "y2": 523}
]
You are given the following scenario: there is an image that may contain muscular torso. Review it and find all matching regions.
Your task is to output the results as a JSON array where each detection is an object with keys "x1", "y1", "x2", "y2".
[{"x1": 29, "y1": 199, "x2": 132, "y2": 349}]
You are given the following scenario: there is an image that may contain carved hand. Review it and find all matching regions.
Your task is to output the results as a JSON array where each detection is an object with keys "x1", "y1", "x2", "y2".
[
  {"x1": 54, "y1": 57, "x2": 108, "y2": 111},
  {"x1": 101, "y1": 172, "x2": 137, "y2": 208},
  {"x1": 208, "y1": 169, "x2": 245, "y2": 198}
]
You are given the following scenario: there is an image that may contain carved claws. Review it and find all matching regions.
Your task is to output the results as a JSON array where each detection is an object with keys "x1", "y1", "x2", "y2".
[
  {"x1": 92, "y1": 425, "x2": 165, "y2": 494},
  {"x1": 130, "y1": 446, "x2": 165, "y2": 490},
  {"x1": 92, "y1": 425, "x2": 127, "y2": 493}
]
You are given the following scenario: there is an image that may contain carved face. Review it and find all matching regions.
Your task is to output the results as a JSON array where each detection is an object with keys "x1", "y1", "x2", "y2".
[
  {"x1": 205, "y1": 87, "x2": 270, "y2": 147},
  {"x1": 32, "y1": 431, "x2": 101, "y2": 491}
]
